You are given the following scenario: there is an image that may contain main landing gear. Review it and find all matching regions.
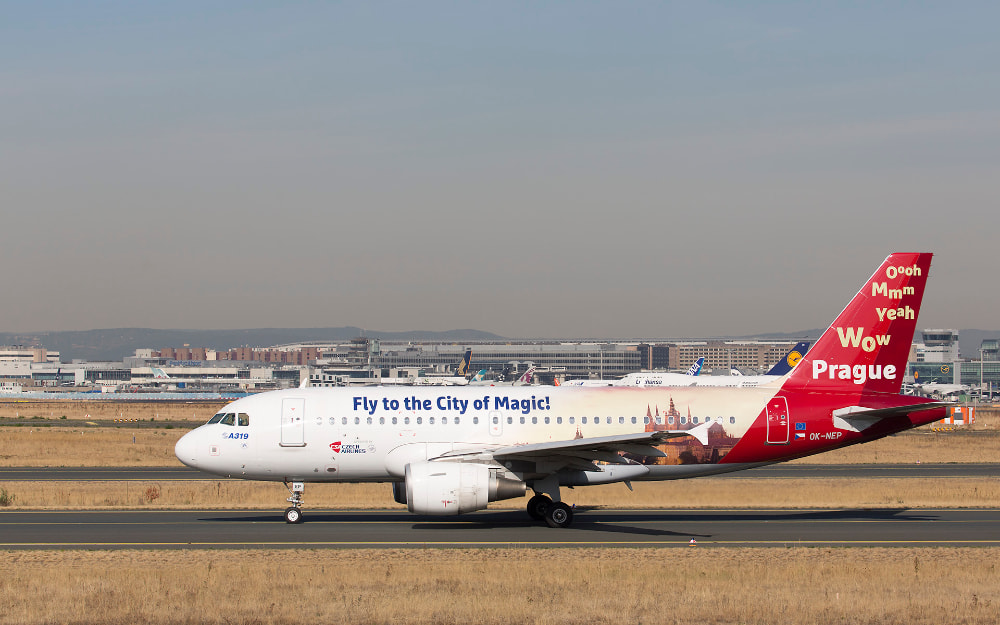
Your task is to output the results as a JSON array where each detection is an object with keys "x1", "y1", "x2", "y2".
[
  {"x1": 284, "y1": 481, "x2": 305, "y2": 524},
  {"x1": 526, "y1": 481, "x2": 574, "y2": 528}
]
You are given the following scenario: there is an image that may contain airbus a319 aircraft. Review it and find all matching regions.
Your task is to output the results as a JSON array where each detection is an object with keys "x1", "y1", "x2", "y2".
[{"x1": 175, "y1": 253, "x2": 947, "y2": 527}]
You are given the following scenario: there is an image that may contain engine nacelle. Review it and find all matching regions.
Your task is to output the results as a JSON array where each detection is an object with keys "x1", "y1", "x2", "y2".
[{"x1": 404, "y1": 462, "x2": 526, "y2": 515}]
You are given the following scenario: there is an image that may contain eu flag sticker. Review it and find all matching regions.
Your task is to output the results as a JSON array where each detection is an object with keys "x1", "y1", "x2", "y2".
[{"x1": 794, "y1": 422, "x2": 807, "y2": 431}]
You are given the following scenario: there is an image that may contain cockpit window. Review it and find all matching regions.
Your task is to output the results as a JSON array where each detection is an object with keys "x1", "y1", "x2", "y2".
[
  {"x1": 220, "y1": 413, "x2": 236, "y2": 426},
  {"x1": 238, "y1": 413, "x2": 250, "y2": 426},
  {"x1": 208, "y1": 414, "x2": 224, "y2": 424}
]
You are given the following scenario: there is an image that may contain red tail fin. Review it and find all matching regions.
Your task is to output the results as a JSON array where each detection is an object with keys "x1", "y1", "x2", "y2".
[{"x1": 782, "y1": 253, "x2": 932, "y2": 397}]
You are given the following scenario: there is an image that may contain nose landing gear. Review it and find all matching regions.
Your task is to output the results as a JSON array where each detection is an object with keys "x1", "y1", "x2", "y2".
[{"x1": 284, "y1": 481, "x2": 305, "y2": 524}]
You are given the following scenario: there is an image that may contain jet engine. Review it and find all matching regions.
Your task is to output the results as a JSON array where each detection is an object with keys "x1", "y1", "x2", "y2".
[{"x1": 403, "y1": 462, "x2": 526, "y2": 515}]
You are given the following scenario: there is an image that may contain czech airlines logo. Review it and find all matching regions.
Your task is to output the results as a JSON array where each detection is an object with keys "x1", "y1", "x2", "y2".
[{"x1": 329, "y1": 441, "x2": 367, "y2": 454}]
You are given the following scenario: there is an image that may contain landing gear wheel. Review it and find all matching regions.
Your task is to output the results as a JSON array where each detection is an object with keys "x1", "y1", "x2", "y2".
[
  {"x1": 526, "y1": 494, "x2": 552, "y2": 520},
  {"x1": 284, "y1": 506, "x2": 303, "y2": 524},
  {"x1": 544, "y1": 502, "x2": 573, "y2": 528},
  {"x1": 284, "y1": 481, "x2": 305, "y2": 524}
]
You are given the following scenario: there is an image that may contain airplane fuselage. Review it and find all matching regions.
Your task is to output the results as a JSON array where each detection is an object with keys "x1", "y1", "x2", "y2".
[{"x1": 177, "y1": 384, "x2": 939, "y2": 484}]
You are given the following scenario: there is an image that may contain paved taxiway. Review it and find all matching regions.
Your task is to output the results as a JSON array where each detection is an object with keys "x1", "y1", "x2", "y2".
[
  {"x1": 2, "y1": 463, "x2": 997, "y2": 481},
  {"x1": 3, "y1": 508, "x2": 1000, "y2": 549}
]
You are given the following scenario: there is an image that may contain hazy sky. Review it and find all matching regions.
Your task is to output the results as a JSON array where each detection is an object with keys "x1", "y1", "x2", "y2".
[{"x1": 4, "y1": 2, "x2": 998, "y2": 338}]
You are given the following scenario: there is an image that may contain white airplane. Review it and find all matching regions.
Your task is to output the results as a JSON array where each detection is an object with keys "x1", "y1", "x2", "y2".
[
  {"x1": 615, "y1": 342, "x2": 811, "y2": 388},
  {"x1": 176, "y1": 253, "x2": 947, "y2": 528},
  {"x1": 911, "y1": 382, "x2": 971, "y2": 397},
  {"x1": 412, "y1": 350, "x2": 474, "y2": 385},
  {"x1": 562, "y1": 357, "x2": 705, "y2": 388},
  {"x1": 471, "y1": 365, "x2": 538, "y2": 386}
]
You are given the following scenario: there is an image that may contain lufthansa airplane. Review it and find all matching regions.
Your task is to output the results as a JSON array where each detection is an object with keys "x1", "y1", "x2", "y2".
[
  {"x1": 175, "y1": 253, "x2": 946, "y2": 527},
  {"x1": 616, "y1": 342, "x2": 811, "y2": 388}
]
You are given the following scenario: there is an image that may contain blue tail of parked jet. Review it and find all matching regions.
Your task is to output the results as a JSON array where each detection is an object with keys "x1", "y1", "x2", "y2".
[
  {"x1": 686, "y1": 357, "x2": 704, "y2": 376},
  {"x1": 766, "y1": 341, "x2": 810, "y2": 376},
  {"x1": 456, "y1": 350, "x2": 472, "y2": 377}
]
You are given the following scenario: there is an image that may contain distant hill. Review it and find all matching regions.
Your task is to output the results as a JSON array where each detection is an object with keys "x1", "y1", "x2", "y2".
[{"x1": 0, "y1": 328, "x2": 506, "y2": 362}]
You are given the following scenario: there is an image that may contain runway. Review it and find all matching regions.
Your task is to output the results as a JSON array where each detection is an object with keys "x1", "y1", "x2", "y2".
[
  {"x1": 3, "y1": 508, "x2": 1000, "y2": 550},
  {"x1": 2, "y1": 463, "x2": 998, "y2": 481}
]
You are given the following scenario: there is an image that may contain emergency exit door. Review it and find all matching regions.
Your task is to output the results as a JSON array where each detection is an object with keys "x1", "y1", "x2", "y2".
[
  {"x1": 280, "y1": 398, "x2": 306, "y2": 447},
  {"x1": 765, "y1": 397, "x2": 789, "y2": 445}
]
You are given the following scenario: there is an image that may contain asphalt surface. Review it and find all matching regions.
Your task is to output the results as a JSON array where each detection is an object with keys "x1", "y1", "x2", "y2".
[
  {"x1": 2, "y1": 463, "x2": 998, "y2": 481},
  {"x1": 2, "y1": 508, "x2": 999, "y2": 549}
]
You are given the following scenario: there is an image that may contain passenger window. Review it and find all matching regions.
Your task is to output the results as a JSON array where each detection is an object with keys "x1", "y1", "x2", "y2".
[
  {"x1": 643, "y1": 417, "x2": 649, "y2": 425},
  {"x1": 730, "y1": 417, "x2": 736, "y2": 424},
  {"x1": 631, "y1": 417, "x2": 637, "y2": 424},
  {"x1": 693, "y1": 417, "x2": 699, "y2": 424},
  {"x1": 556, "y1": 417, "x2": 561, "y2": 424},
  {"x1": 454, "y1": 417, "x2": 460, "y2": 425},
  {"x1": 606, "y1": 417, "x2": 611, "y2": 424},
  {"x1": 208, "y1": 414, "x2": 224, "y2": 424},
  {"x1": 507, "y1": 417, "x2": 512, "y2": 424},
  {"x1": 416, "y1": 417, "x2": 422, "y2": 425},
  {"x1": 392, "y1": 417, "x2": 398, "y2": 425},
  {"x1": 442, "y1": 417, "x2": 448, "y2": 425},
  {"x1": 492, "y1": 416, "x2": 499, "y2": 424},
  {"x1": 354, "y1": 417, "x2": 360, "y2": 425},
  {"x1": 582, "y1": 417, "x2": 587, "y2": 424},
  {"x1": 367, "y1": 417, "x2": 372, "y2": 425},
  {"x1": 520, "y1": 417, "x2": 525, "y2": 425},
  {"x1": 220, "y1": 413, "x2": 235, "y2": 426},
  {"x1": 619, "y1": 417, "x2": 625, "y2": 424},
  {"x1": 429, "y1": 417, "x2": 435, "y2": 425},
  {"x1": 379, "y1": 417, "x2": 385, "y2": 425},
  {"x1": 680, "y1": 417, "x2": 687, "y2": 424},
  {"x1": 531, "y1": 417, "x2": 537, "y2": 425},
  {"x1": 342, "y1": 417, "x2": 347, "y2": 425},
  {"x1": 668, "y1": 417, "x2": 675, "y2": 425},
  {"x1": 474, "y1": 417, "x2": 479, "y2": 425},
  {"x1": 404, "y1": 417, "x2": 410, "y2": 425},
  {"x1": 569, "y1": 417, "x2": 574, "y2": 424},
  {"x1": 238, "y1": 413, "x2": 250, "y2": 427}
]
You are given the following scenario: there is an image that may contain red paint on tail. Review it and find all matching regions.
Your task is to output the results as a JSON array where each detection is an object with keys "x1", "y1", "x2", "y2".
[{"x1": 781, "y1": 253, "x2": 932, "y2": 399}]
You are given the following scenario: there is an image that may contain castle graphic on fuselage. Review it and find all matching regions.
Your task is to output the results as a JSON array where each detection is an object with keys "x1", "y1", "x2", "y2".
[{"x1": 637, "y1": 397, "x2": 740, "y2": 465}]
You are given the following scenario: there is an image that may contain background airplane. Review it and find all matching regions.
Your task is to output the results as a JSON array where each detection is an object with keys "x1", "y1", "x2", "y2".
[
  {"x1": 562, "y1": 357, "x2": 705, "y2": 387},
  {"x1": 615, "y1": 343, "x2": 811, "y2": 388}
]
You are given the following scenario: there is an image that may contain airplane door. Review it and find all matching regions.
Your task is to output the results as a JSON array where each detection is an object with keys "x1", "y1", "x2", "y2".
[
  {"x1": 280, "y1": 398, "x2": 306, "y2": 447},
  {"x1": 765, "y1": 397, "x2": 789, "y2": 445},
  {"x1": 489, "y1": 411, "x2": 502, "y2": 436}
]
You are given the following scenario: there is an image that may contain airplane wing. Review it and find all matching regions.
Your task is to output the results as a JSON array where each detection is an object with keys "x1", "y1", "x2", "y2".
[
  {"x1": 832, "y1": 401, "x2": 951, "y2": 432},
  {"x1": 436, "y1": 427, "x2": 711, "y2": 473}
]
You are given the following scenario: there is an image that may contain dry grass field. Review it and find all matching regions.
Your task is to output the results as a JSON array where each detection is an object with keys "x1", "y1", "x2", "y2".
[
  {"x1": 1, "y1": 476, "x2": 998, "y2": 510},
  {"x1": 2, "y1": 547, "x2": 998, "y2": 624},
  {"x1": 0, "y1": 399, "x2": 225, "y2": 423}
]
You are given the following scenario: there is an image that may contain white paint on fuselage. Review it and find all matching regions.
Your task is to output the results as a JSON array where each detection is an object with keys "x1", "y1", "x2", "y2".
[{"x1": 175, "y1": 386, "x2": 776, "y2": 483}]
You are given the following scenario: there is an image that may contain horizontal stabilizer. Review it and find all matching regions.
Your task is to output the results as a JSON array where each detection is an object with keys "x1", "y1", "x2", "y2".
[{"x1": 832, "y1": 402, "x2": 951, "y2": 432}]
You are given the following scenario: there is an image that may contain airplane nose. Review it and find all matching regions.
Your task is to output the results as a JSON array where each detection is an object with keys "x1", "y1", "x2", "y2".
[{"x1": 175, "y1": 430, "x2": 199, "y2": 468}]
